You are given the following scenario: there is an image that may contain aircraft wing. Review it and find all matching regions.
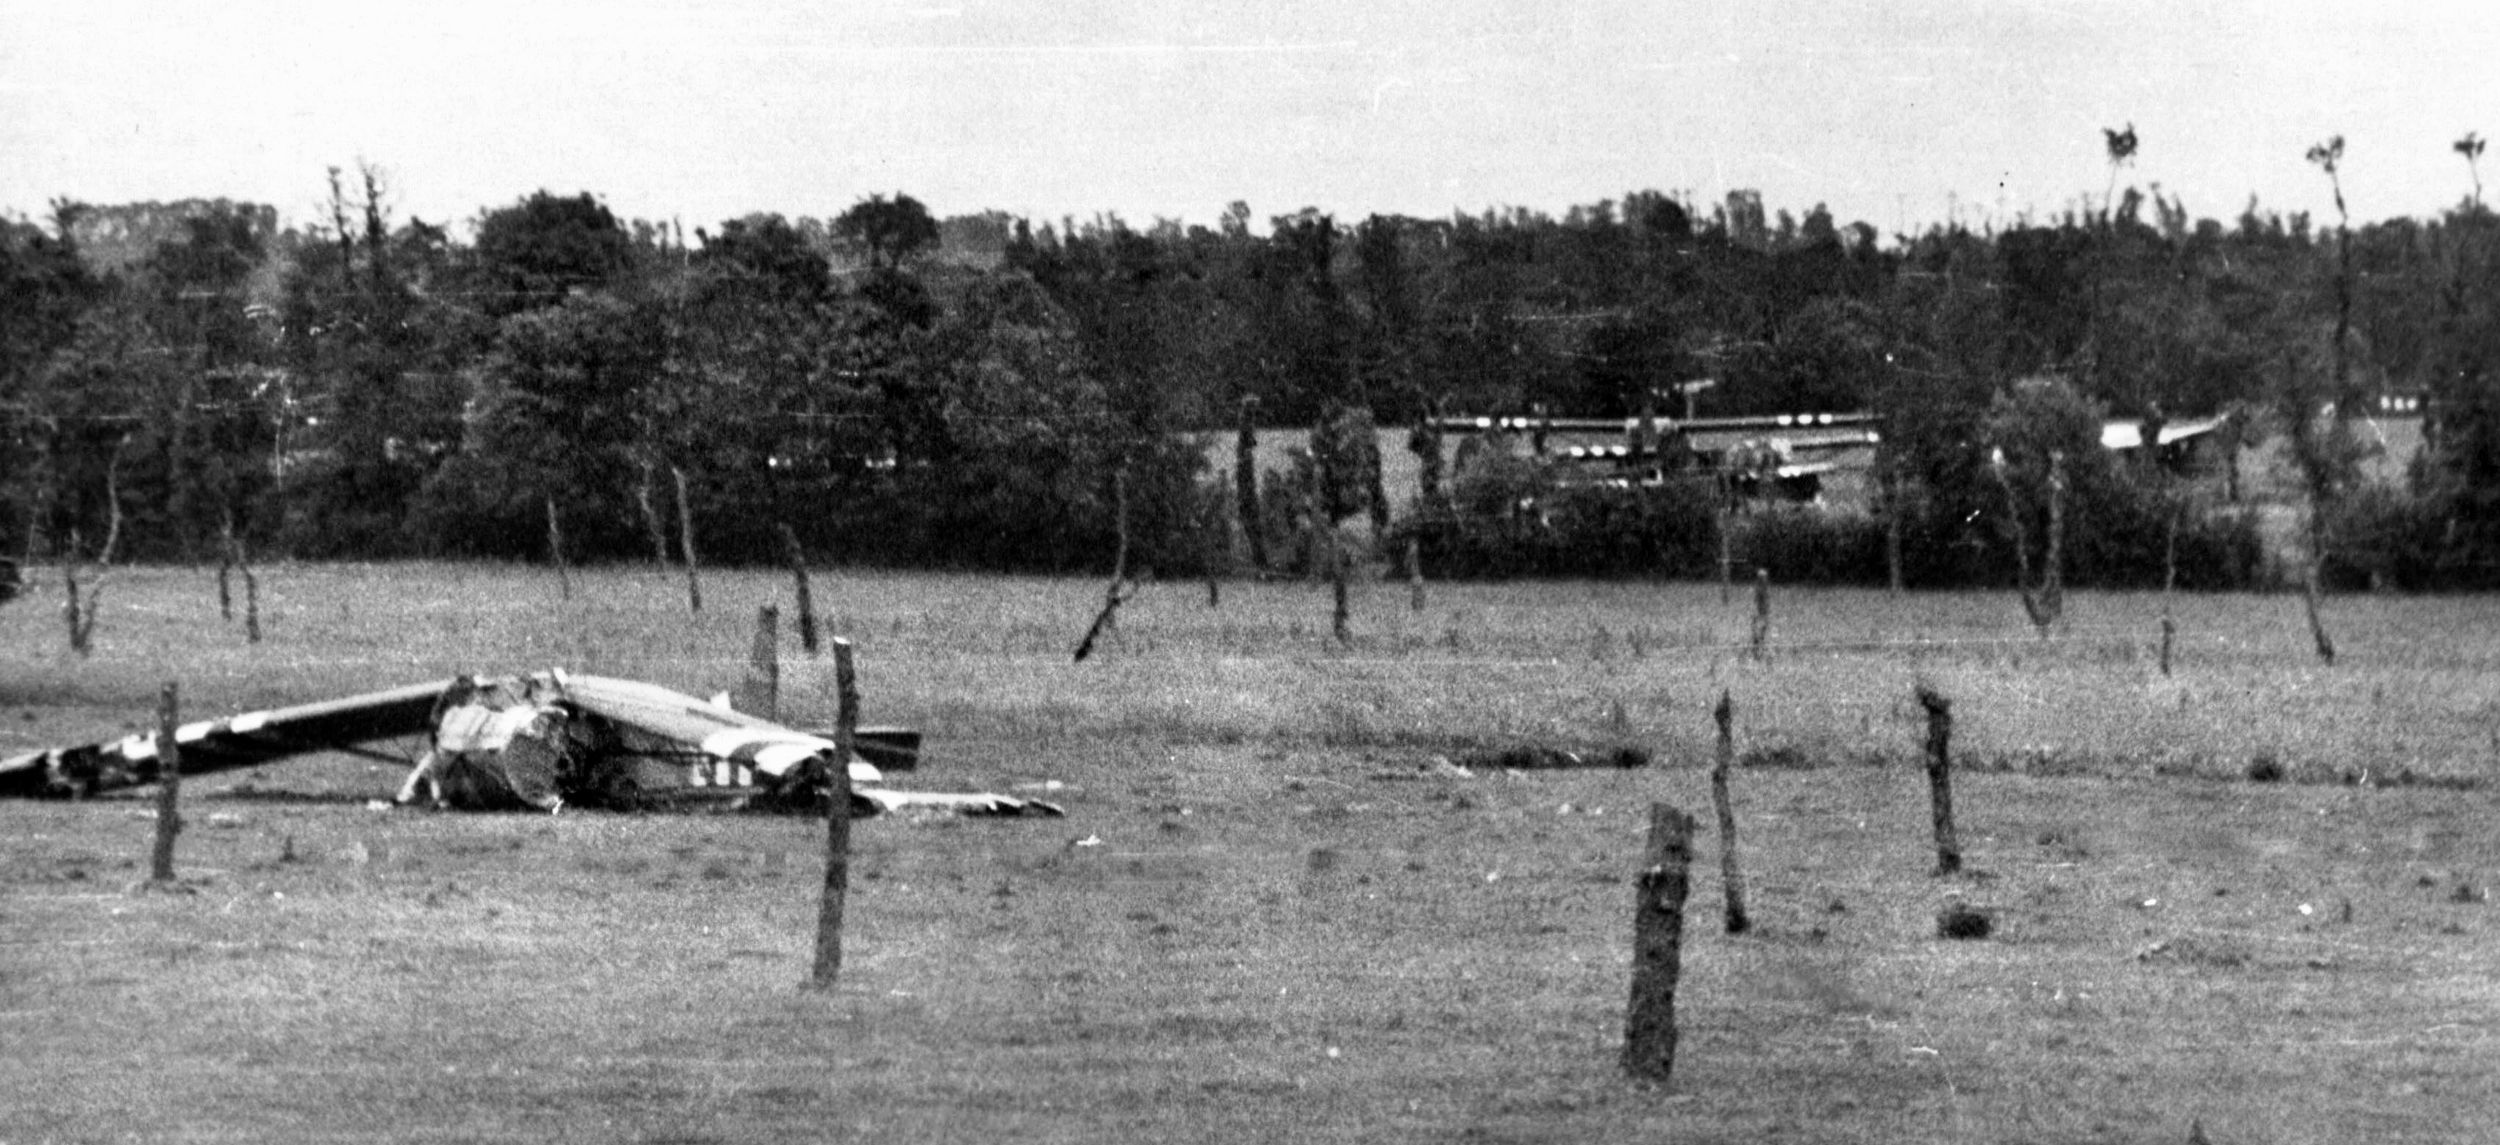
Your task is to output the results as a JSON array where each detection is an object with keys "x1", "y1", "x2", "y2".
[
  {"x1": 0, "y1": 679, "x2": 453, "y2": 798},
  {"x1": 857, "y1": 788, "x2": 1065, "y2": 817},
  {"x1": 553, "y1": 672, "x2": 882, "y2": 784}
]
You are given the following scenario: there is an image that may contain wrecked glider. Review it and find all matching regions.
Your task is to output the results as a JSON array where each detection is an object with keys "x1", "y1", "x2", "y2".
[{"x1": 0, "y1": 669, "x2": 1062, "y2": 818}]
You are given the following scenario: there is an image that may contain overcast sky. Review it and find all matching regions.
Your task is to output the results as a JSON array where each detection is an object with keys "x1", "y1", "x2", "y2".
[{"x1": 6, "y1": 1, "x2": 2497, "y2": 239}]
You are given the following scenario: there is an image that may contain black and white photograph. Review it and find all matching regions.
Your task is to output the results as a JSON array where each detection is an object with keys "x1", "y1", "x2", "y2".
[{"x1": 4, "y1": 2, "x2": 2498, "y2": 1141}]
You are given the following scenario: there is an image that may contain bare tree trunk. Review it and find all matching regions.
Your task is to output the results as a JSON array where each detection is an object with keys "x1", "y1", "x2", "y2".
[
  {"x1": 216, "y1": 512, "x2": 236, "y2": 621},
  {"x1": 2160, "y1": 506, "x2": 2179, "y2": 676},
  {"x1": 1885, "y1": 473, "x2": 1905, "y2": 596},
  {"x1": 672, "y1": 465, "x2": 702, "y2": 614},
  {"x1": 1073, "y1": 469, "x2": 1133, "y2": 663},
  {"x1": 1993, "y1": 450, "x2": 2064, "y2": 638},
  {"x1": 1235, "y1": 398, "x2": 1267, "y2": 572},
  {"x1": 545, "y1": 497, "x2": 571, "y2": 602},
  {"x1": 636, "y1": 462, "x2": 671, "y2": 566},
  {"x1": 2303, "y1": 563, "x2": 2338, "y2": 666}
]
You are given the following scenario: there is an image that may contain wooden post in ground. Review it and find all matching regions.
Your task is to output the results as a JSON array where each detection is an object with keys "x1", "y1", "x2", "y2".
[
  {"x1": 1330, "y1": 534, "x2": 1352, "y2": 644},
  {"x1": 780, "y1": 523, "x2": 820, "y2": 655},
  {"x1": 672, "y1": 464, "x2": 703, "y2": 614},
  {"x1": 1916, "y1": 684, "x2": 1961, "y2": 876},
  {"x1": 736, "y1": 605, "x2": 780, "y2": 721},
  {"x1": 1716, "y1": 503, "x2": 1734, "y2": 605},
  {"x1": 242, "y1": 559, "x2": 261, "y2": 644},
  {"x1": 1748, "y1": 568, "x2": 1771, "y2": 660},
  {"x1": 1710, "y1": 691, "x2": 1751, "y2": 935},
  {"x1": 809, "y1": 638, "x2": 860, "y2": 991},
  {"x1": 545, "y1": 496, "x2": 571, "y2": 601},
  {"x1": 147, "y1": 682, "x2": 182, "y2": 884},
  {"x1": 1622, "y1": 802, "x2": 1696, "y2": 1083}
]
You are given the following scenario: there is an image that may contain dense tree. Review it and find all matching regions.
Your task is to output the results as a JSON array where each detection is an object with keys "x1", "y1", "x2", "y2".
[
  {"x1": 833, "y1": 193, "x2": 940, "y2": 270},
  {"x1": 469, "y1": 190, "x2": 633, "y2": 318}
]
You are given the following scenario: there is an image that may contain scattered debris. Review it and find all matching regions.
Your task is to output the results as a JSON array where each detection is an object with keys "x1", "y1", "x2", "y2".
[{"x1": 1452, "y1": 744, "x2": 1648, "y2": 771}]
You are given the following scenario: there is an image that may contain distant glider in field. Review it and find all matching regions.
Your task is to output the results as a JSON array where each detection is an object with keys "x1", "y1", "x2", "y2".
[{"x1": 0, "y1": 669, "x2": 1063, "y2": 818}]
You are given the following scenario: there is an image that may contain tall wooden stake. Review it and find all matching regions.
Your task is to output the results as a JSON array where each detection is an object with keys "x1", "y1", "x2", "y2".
[
  {"x1": 672, "y1": 464, "x2": 703, "y2": 614},
  {"x1": 1331, "y1": 535, "x2": 1352, "y2": 644},
  {"x1": 243, "y1": 561, "x2": 261, "y2": 644},
  {"x1": 148, "y1": 682, "x2": 183, "y2": 884},
  {"x1": 1748, "y1": 568, "x2": 1771, "y2": 660},
  {"x1": 780, "y1": 523, "x2": 820, "y2": 655},
  {"x1": 1710, "y1": 691, "x2": 1750, "y2": 935},
  {"x1": 1622, "y1": 802, "x2": 1695, "y2": 1083},
  {"x1": 1916, "y1": 684, "x2": 1962, "y2": 876},
  {"x1": 809, "y1": 639, "x2": 860, "y2": 991}
]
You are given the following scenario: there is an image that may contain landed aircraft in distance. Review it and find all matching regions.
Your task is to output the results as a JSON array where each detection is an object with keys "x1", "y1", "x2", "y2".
[{"x1": 0, "y1": 669, "x2": 1062, "y2": 818}]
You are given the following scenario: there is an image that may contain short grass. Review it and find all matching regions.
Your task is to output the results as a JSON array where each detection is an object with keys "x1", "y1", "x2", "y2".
[{"x1": 3, "y1": 562, "x2": 2497, "y2": 1143}]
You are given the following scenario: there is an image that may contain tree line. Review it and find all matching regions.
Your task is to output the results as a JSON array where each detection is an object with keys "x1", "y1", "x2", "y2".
[{"x1": 4, "y1": 135, "x2": 2499, "y2": 589}]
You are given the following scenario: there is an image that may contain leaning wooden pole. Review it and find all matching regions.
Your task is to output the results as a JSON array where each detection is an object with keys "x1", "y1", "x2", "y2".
[
  {"x1": 1072, "y1": 468, "x2": 1133, "y2": 663},
  {"x1": 809, "y1": 639, "x2": 860, "y2": 991},
  {"x1": 1916, "y1": 684, "x2": 1962, "y2": 876},
  {"x1": 147, "y1": 682, "x2": 183, "y2": 885},
  {"x1": 672, "y1": 464, "x2": 703, "y2": 614},
  {"x1": 1710, "y1": 691, "x2": 1751, "y2": 935},
  {"x1": 1622, "y1": 802, "x2": 1696, "y2": 1083}
]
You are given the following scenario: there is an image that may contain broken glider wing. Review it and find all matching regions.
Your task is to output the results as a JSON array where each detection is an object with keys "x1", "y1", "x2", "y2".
[
  {"x1": 549, "y1": 673, "x2": 1058, "y2": 816},
  {"x1": 0, "y1": 679, "x2": 454, "y2": 798},
  {"x1": 1, "y1": 670, "x2": 1060, "y2": 817}
]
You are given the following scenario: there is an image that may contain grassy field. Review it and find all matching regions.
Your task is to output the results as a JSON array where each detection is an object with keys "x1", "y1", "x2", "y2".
[{"x1": 3, "y1": 563, "x2": 2497, "y2": 1143}]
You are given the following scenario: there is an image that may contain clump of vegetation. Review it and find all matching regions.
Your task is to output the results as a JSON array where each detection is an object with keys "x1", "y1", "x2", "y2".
[{"x1": 1937, "y1": 901, "x2": 1994, "y2": 939}]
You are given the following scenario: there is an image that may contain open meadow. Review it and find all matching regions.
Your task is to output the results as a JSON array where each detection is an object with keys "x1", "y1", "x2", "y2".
[{"x1": 3, "y1": 562, "x2": 2498, "y2": 1143}]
